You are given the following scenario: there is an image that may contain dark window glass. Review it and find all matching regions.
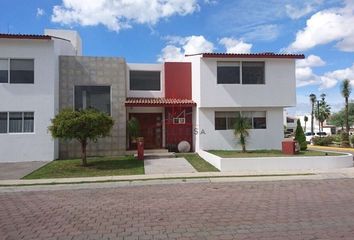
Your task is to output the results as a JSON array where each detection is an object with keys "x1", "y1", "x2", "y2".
[
  {"x1": 253, "y1": 117, "x2": 266, "y2": 129},
  {"x1": 9, "y1": 112, "x2": 23, "y2": 133},
  {"x1": 242, "y1": 62, "x2": 265, "y2": 84},
  {"x1": 0, "y1": 112, "x2": 7, "y2": 133},
  {"x1": 75, "y1": 86, "x2": 111, "y2": 115},
  {"x1": 23, "y1": 112, "x2": 34, "y2": 132},
  {"x1": 286, "y1": 117, "x2": 295, "y2": 123},
  {"x1": 10, "y1": 59, "x2": 34, "y2": 84},
  {"x1": 215, "y1": 117, "x2": 227, "y2": 130},
  {"x1": 130, "y1": 71, "x2": 160, "y2": 90},
  {"x1": 0, "y1": 59, "x2": 8, "y2": 83},
  {"x1": 217, "y1": 66, "x2": 240, "y2": 84}
]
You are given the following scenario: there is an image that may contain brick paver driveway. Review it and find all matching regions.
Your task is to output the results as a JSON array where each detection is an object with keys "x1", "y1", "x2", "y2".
[{"x1": 2, "y1": 179, "x2": 354, "y2": 240}]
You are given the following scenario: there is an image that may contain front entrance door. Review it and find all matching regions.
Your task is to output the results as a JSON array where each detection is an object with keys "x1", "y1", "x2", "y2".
[{"x1": 129, "y1": 113, "x2": 162, "y2": 149}]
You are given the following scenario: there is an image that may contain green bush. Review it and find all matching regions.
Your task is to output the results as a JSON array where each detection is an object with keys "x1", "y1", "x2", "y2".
[
  {"x1": 332, "y1": 134, "x2": 342, "y2": 142},
  {"x1": 294, "y1": 119, "x2": 307, "y2": 150},
  {"x1": 312, "y1": 136, "x2": 334, "y2": 146}
]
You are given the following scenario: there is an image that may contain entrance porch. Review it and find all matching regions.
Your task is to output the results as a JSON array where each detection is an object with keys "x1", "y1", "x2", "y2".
[{"x1": 125, "y1": 98, "x2": 196, "y2": 152}]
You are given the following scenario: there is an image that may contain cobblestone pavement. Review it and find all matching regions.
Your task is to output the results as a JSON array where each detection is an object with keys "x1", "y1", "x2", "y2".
[{"x1": 2, "y1": 179, "x2": 354, "y2": 240}]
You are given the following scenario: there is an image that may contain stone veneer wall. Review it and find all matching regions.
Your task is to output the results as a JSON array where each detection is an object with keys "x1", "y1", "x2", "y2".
[{"x1": 59, "y1": 56, "x2": 126, "y2": 159}]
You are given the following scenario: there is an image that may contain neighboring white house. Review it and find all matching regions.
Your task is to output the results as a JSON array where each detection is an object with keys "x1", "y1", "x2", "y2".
[{"x1": 0, "y1": 30, "x2": 80, "y2": 162}]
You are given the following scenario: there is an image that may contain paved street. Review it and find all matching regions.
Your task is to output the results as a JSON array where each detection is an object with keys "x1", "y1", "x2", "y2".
[{"x1": 2, "y1": 179, "x2": 354, "y2": 240}]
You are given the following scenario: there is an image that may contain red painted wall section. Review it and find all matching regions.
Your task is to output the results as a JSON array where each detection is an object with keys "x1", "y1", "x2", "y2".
[
  {"x1": 165, "y1": 107, "x2": 193, "y2": 152},
  {"x1": 164, "y1": 62, "x2": 192, "y2": 99}
]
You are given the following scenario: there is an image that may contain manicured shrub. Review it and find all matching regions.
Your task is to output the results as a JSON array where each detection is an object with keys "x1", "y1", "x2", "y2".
[
  {"x1": 312, "y1": 136, "x2": 334, "y2": 146},
  {"x1": 294, "y1": 119, "x2": 307, "y2": 150}
]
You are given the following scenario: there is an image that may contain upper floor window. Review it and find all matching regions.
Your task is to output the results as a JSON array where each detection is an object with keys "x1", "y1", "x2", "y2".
[
  {"x1": 130, "y1": 71, "x2": 160, "y2": 91},
  {"x1": 217, "y1": 61, "x2": 265, "y2": 85},
  {"x1": 74, "y1": 86, "x2": 111, "y2": 115},
  {"x1": 0, "y1": 59, "x2": 34, "y2": 84},
  {"x1": 217, "y1": 62, "x2": 240, "y2": 84},
  {"x1": 242, "y1": 62, "x2": 265, "y2": 84}
]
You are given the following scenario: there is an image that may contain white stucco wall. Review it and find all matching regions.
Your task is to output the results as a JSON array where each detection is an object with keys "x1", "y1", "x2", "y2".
[
  {"x1": 196, "y1": 107, "x2": 284, "y2": 151},
  {"x1": 127, "y1": 63, "x2": 164, "y2": 98},
  {"x1": 198, "y1": 57, "x2": 296, "y2": 108},
  {"x1": 0, "y1": 38, "x2": 76, "y2": 162}
]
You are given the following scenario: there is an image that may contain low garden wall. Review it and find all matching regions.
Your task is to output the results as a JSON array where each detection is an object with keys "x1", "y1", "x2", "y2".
[{"x1": 198, "y1": 150, "x2": 353, "y2": 172}]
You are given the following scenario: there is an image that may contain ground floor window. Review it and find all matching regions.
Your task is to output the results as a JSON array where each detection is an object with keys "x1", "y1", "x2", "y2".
[
  {"x1": 0, "y1": 112, "x2": 34, "y2": 133},
  {"x1": 215, "y1": 111, "x2": 266, "y2": 130},
  {"x1": 74, "y1": 86, "x2": 111, "y2": 115}
]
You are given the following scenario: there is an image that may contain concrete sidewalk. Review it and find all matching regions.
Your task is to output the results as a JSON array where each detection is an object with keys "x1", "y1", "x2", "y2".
[{"x1": 2, "y1": 167, "x2": 354, "y2": 188}]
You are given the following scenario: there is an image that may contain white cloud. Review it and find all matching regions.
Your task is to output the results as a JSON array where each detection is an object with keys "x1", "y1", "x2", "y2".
[
  {"x1": 287, "y1": 1, "x2": 354, "y2": 52},
  {"x1": 36, "y1": 8, "x2": 45, "y2": 17},
  {"x1": 296, "y1": 55, "x2": 325, "y2": 87},
  {"x1": 158, "y1": 35, "x2": 214, "y2": 62},
  {"x1": 320, "y1": 63, "x2": 354, "y2": 89},
  {"x1": 297, "y1": 54, "x2": 325, "y2": 68},
  {"x1": 285, "y1": 0, "x2": 323, "y2": 19},
  {"x1": 219, "y1": 37, "x2": 252, "y2": 53},
  {"x1": 51, "y1": 0, "x2": 199, "y2": 32}
]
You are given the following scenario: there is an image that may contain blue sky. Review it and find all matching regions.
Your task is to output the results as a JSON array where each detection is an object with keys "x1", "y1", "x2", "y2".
[{"x1": 1, "y1": 0, "x2": 353, "y2": 116}]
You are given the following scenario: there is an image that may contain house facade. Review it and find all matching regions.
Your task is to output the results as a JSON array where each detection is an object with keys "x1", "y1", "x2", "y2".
[{"x1": 0, "y1": 29, "x2": 304, "y2": 162}]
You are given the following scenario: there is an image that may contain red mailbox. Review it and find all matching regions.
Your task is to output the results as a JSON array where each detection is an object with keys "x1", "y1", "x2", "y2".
[
  {"x1": 282, "y1": 139, "x2": 298, "y2": 155},
  {"x1": 137, "y1": 137, "x2": 144, "y2": 160}
]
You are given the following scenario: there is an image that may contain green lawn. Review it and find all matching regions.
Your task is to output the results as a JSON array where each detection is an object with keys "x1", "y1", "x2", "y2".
[
  {"x1": 208, "y1": 150, "x2": 343, "y2": 158},
  {"x1": 176, "y1": 153, "x2": 219, "y2": 172},
  {"x1": 23, "y1": 156, "x2": 144, "y2": 179}
]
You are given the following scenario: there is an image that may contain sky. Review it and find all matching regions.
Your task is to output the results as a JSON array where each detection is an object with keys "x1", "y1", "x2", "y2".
[{"x1": 1, "y1": 0, "x2": 354, "y2": 116}]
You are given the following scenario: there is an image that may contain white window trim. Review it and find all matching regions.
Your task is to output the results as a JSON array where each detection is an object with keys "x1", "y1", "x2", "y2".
[
  {"x1": 0, "y1": 58, "x2": 35, "y2": 84},
  {"x1": 0, "y1": 111, "x2": 35, "y2": 134}
]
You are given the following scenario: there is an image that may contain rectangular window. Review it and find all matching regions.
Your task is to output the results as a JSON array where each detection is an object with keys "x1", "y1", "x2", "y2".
[
  {"x1": 215, "y1": 111, "x2": 267, "y2": 130},
  {"x1": 74, "y1": 86, "x2": 111, "y2": 115},
  {"x1": 217, "y1": 62, "x2": 240, "y2": 84},
  {"x1": 9, "y1": 112, "x2": 23, "y2": 133},
  {"x1": 0, "y1": 112, "x2": 7, "y2": 133},
  {"x1": 0, "y1": 59, "x2": 8, "y2": 83},
  {"x1": 23, "y1": 112, "x2": 34, "y2": 132},
  {"x1": 242, "y1": 62, "x2": 265, "y2": 84},
  {"x1": 173, "y1": 118, "x2": 185, "y2": 124},
  {"x1": 130, "y1": 71, "x2": 161, "y2": 90},
  {"x1": 10, "y1": 59, "x2": 34, "y2": 84},
  {"x1": 215, "y1": 112, "x2": 240, "y2": 130}
]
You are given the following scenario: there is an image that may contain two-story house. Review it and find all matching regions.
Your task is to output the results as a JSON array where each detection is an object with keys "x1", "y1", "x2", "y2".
[{"x1": 0, "y1": 29, "x2": 304, "y2": 162}]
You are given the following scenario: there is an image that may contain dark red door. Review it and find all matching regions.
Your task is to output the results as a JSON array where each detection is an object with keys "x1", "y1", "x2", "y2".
[{"x1": 129, "y1": 113, "x2": 162, "y2": 149}]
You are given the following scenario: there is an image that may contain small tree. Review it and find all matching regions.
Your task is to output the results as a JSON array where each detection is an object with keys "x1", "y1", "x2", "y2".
[
  {"x1": 49, "y1": 109, "x2": 114, "y2": 166},
  {"x1": 341, "y1": 79, "x2": 352, "y2": 147},
  {"x1": 294, "y1": 119, "x2": 307, "y2": 151},
  {"x1": 233, "y1": 117, "x2": 251, "y2": 153}
]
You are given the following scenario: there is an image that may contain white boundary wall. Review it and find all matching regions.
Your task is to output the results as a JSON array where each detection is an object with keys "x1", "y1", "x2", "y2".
[{"x1": 198, "y1": 150, "x2": 353, "y2": 172}]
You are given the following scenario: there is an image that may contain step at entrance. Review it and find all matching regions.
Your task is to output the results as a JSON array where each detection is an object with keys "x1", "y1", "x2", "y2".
[
  {"x1": 134, "y1": 152, "x2": 176, "y2": 159},
  {"x1": 126, "y1": 148, "x2": 169, "y2": 155}
]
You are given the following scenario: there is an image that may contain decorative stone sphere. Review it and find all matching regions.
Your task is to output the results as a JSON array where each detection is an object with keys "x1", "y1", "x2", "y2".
[{"x1": 178, "y1": 141, "x2": 191, "y2": 153}]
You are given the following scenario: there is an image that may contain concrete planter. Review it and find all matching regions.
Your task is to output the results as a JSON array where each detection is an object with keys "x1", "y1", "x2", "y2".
[{"x1": 198, "y1": 150, "x2": 353, "y2": 172}]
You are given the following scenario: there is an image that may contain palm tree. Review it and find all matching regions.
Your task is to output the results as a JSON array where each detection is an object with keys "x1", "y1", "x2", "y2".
[
  {"x1": 304, "y1": 116, "x2": 308, "y2": 132},
  {"x1": 315, "y1": 93, "x2": 331, "y2": 132},
  {"x1": 309, "y1": 94, "x2": 317, "y2": 134},
  {"x1": 233, "y1": 117, "x2": 251, "y2": 153},
  {"x1": 341, "y1": 79, "x2": 352, "y2": 147}
]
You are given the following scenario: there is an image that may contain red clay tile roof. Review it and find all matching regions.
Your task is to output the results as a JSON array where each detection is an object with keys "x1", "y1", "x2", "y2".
[
  {"x1": 185, "y1": 52, "x2": 305, "y2": 59},
  {"x1": 0, "y1": 33, "x2": 52, "y2": 40},
  {"x1": 125, "y1": 98, "x2": 196, "y2": 106}
]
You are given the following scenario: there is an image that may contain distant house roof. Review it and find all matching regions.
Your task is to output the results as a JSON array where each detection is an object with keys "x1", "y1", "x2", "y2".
[
  {"x1": 125, "y1": 98, "x2": 196, "y2": 107},
  {"x1": 185, "y1": 52, "x2": 305, "y2": 59},
  {"x1": 0, "y1": 33, "x2": 52, "y2": 40}
]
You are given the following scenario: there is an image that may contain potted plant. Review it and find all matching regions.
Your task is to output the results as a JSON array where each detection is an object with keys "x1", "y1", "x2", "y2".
[{"x1": 127, "y1": 117, "x2": 140, "y2": 144}]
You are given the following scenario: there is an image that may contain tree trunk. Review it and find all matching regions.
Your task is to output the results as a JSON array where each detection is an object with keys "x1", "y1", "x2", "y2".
[
  {"x1": 81, "y1": 139, "x2": 88, "y2": 166},
  {"x1": 346, "y1": 97, "x2": 349, "y2": 134},
  {"x1": 240, "y1": 134, "x2": 246, "y2": 153},
  {"x1": 304, "y1": 122, "x2": 307, "y2": 132},
  {"x1": 311, "y1": 104, "x2": 314, "y2": 134}
]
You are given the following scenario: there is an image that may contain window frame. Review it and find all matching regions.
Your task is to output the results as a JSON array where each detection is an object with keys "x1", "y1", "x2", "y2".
[
  {"x1": 129, "y1": 70, "x2": 162, "y2": 91},
  {"x1": 0, "y1": 111, "x2": 35, "y2": 134},
  {"x1": 217, "y1": 61, "x2": 241, "y2": 84},
  {"x1": 215, "y1": 111, "x2": 267, "y2": 130},
  {"x1": 216, "y1": 61, "x2": 265, "y2": 85},
  {"x1": 73, "y1": 85, "x2": 112, "y2": 116},
  {"x1": 0, "y1": 58, "x2": 35, "y2": 84}
]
